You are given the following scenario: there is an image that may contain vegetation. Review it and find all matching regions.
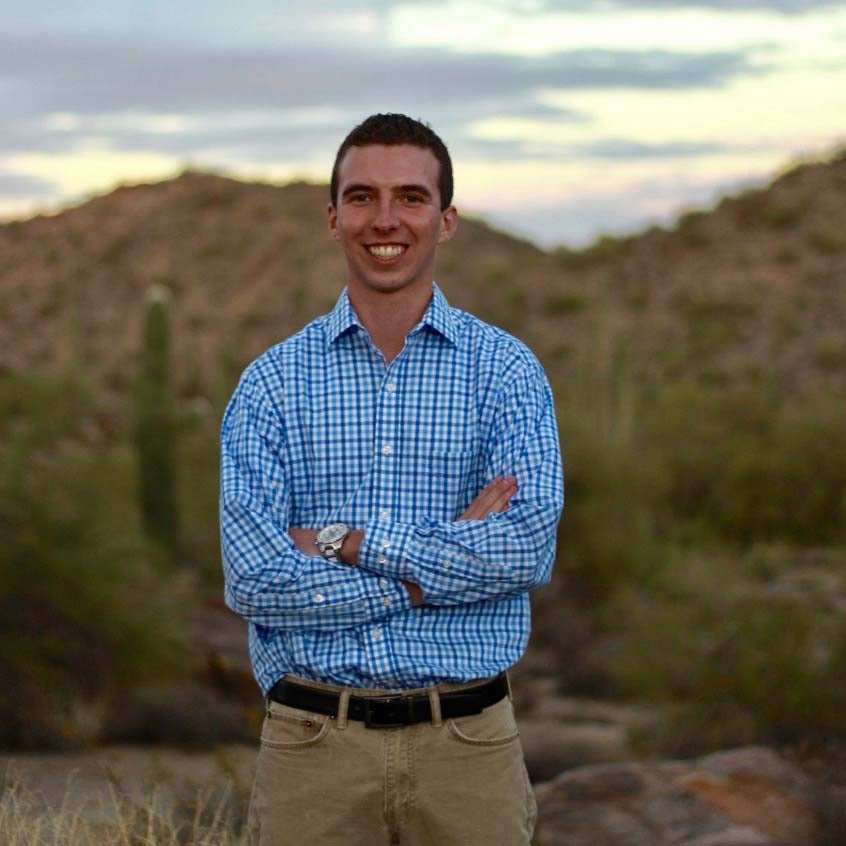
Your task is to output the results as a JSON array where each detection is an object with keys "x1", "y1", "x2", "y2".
[
  {"x1": 0, "y1": 373, "x2": 185, "y2": 748},
  {"x1": 0, "y1": 777, "x2": 245, "y2": 846},
  {"x1": 1, "y1": 152, "x2": 845, "y2": 759},
  {"x1": 135, "y1": 285, "x2": 180, "y2": 561},
  {"x1": 542, "y1": 351, "x2": 846, "y2": 752}
]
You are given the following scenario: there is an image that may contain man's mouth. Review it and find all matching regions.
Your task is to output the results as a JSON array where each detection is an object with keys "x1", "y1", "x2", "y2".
[{"x1": 368, "y1": 244, "x2": 406, "y2": 260}]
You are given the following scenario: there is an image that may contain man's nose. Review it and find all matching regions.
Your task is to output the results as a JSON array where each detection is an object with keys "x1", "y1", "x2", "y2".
[{"x1": 372, "y1": 197, "x2": 398, "y2": 230}]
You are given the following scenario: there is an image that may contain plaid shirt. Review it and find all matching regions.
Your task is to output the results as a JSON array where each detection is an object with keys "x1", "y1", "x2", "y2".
[{"x1": 220, "y1": 284, "x2": 563, "y2": 693}]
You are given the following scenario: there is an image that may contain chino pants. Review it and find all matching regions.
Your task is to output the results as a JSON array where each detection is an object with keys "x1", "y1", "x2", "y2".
[{"x1": 246, "y1": 680, "x2": 537, "y2": 846}]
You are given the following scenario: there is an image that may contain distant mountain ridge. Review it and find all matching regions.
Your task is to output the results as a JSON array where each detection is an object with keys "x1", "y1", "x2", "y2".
[{"x1": 1, "y1": 152, "x2": 844, "y2": 421}]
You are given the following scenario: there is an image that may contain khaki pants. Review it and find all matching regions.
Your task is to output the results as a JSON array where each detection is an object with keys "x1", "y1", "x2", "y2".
[{"x1": 246, "y1": 682, "x2": 537, "y2": 846}]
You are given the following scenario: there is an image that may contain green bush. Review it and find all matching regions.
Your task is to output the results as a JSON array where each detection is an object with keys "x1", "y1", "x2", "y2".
[
  {"x1": 606, "y1": 551, "x2": 846, "y2": 749},
  {"x1": 0, "y1": 373, "x2": 184, "y2": 748},
  {"x1": 643, "y1": 383, "x2": 846, "y2": 545}
]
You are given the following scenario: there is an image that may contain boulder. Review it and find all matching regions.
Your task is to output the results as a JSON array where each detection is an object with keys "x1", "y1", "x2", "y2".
[{"x1": 533, "y1": 747, "x2": 831, "y2": 846}]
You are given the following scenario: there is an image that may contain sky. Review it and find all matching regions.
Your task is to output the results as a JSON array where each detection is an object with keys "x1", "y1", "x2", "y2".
[{"x1": 1, "y1": 0, "x2": 845, "y2": 248}]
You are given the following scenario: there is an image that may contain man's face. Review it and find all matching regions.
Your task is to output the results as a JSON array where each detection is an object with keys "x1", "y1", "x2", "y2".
[{"x1": 328, "y1": 144, "x2": 457, "y2": 299}]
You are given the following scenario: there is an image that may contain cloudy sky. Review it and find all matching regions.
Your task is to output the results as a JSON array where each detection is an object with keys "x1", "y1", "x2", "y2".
[{"x1": 2, "y1": 0, "x2": 845, "y2": 247}]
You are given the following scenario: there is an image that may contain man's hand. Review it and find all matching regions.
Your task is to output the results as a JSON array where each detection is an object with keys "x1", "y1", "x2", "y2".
[
  {"x1": 459, "y1": 476, "x2": 518, "y2": 521},
  {"x1": 288, "y1": 528, "x2": 320, "y2": 556},
  {"x1": 288, "y1": 478, "x2": 515, "y2": 608}
]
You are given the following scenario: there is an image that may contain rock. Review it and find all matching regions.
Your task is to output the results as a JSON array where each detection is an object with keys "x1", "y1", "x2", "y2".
[
  {"x1": 513, "y1": 681, "x2": 655, "y2": 780},
  {"x1": 521, "y1": 719, "x2": 632, "y2": 782},
  {"x1": 532, "y1": 747, "x2": 827, "y2": 846}
]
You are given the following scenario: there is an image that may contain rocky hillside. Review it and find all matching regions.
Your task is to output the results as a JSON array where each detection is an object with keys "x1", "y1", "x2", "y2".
[{"x1": 1, "y1": 150, "x2": 845, "y2": 425}]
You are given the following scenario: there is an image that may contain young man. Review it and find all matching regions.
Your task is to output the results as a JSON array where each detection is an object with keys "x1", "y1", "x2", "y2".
[{"x1": 220, "y1": 114, "x2": 563, "y2": 846}]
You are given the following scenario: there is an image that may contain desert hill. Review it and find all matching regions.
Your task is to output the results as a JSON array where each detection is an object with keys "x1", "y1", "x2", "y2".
[
  {"x1": 1, "y1": 150, "x2": 845, "y2": 424},
  {"x1": 2, "y1": 152, "x2": 845, "y2": 765}
]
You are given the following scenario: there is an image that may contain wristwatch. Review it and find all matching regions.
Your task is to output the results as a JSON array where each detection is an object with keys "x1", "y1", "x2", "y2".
[{"x1": 316, "y1": 523, "x2": 351, "y2": 563}]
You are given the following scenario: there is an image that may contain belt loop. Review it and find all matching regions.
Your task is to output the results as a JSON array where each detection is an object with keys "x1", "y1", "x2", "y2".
[
  {"x1": 336, "y1": 688, "x2": 351, "y2": 730},
  {"x1": 428, "y1": 688, "x2": 442, "y2": 727},
  {"x1": 505, "y1": 672, "x2": 513, "y2": 701}
]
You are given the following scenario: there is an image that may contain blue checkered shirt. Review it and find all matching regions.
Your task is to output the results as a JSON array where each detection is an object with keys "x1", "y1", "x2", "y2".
[{"x1": 220, "y1": 284, "x2": 563, "y2": 694}]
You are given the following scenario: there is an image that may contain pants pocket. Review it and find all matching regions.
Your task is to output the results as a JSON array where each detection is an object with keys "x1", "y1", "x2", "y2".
[
  {"x1": 446, "y1": 697, "x2": 520, "y2": 747},
  {"x1": 260, "y1": 702, "x2": 332, "y2": 749}
]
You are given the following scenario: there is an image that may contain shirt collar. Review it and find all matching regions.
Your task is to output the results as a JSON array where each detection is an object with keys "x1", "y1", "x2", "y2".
[
  {"x1": 324, "y1": 287, "x2": 361, "y2": 345},
  {"x1": 421, "y1": 283, "x2": 460, "y2": 347},
  {"x1": 324, "y1": 283, "x2": 460, "y2": 348}
]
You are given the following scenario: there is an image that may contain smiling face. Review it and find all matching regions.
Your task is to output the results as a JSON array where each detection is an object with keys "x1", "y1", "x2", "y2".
[{"x1": 328, "y1": 144, "x2": 458, "y2": 301}]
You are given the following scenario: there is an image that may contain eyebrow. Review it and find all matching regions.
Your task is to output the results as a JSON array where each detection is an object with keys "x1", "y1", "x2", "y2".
[
  {"x1": 395, "y1": 184, "x2": 433, "y2": 198},
  {"x1": 341, "y1": 183, "x2": 433, "y2": 199}
]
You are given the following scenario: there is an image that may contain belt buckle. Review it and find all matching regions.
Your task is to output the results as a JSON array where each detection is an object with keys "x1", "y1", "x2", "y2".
[{"x1": 363, "y1": 694, "x2": 415, "y2": 729}]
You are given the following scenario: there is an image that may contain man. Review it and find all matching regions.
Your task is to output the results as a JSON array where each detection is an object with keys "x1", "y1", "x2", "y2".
[{"x1": 220, "y1": 113, "x2": 563, "y2": 846}]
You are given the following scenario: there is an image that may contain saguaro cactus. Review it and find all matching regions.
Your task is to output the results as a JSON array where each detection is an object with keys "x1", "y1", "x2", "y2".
[{"x1": 135, "y1": 284, "x2": 180, "y2": 560}]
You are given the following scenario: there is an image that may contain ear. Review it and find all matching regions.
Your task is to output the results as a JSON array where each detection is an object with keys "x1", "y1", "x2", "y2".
[
  {"x1": 327, "y1": 203, "x2": 340, "y2": 241},
  {"x1": 437, "y1": 205, "x2": 458, "y2": 245}
]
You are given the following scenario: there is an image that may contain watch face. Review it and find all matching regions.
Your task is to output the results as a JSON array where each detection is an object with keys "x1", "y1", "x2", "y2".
[{"x1": 317, "y1": 523, "x2": 348, "y2": 545}]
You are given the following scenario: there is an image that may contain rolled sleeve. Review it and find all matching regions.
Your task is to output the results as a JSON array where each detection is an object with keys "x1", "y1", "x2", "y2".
[
  {"x1": 355, "y1": 357, "x2": 563, "y2": 606},
  {"x1": 220, "y1": 365, "x2": 411, "y2": 631}
]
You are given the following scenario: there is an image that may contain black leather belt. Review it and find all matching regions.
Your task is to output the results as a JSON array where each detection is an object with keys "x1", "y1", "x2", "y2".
[{"x1": 268, "y1": 673, "x2": 509, "y2": 728}]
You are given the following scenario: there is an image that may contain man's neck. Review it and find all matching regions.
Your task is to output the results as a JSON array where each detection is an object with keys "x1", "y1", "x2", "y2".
[{"x1": 348, "y1": 284, "x2": 434, "y2": 364}]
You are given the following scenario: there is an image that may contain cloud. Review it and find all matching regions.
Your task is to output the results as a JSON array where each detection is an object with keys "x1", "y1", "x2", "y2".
[
  {"x1": 0, "y1": 171, "x2": 58, "y2": 198},
  {"x1": 540, "y1": 0, "x2": 846, "y2": 12},
  {"x1": 0, "y1": 33, "x2": 753, "y2": 119},
  {"x1": 477, "y1": 169, "x2": 736, "y2": 248},
  {"x1": 576, "y1": 138, "x2": 727, "y2": 159},
  {"x1": 0, "y1": 31, "x2": 754, "y2": 170}
]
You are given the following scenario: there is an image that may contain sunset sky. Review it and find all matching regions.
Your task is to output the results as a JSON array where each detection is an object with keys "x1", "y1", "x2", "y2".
[{"x1": 2, "y1": 0, "x2": 845, "y2": 247}]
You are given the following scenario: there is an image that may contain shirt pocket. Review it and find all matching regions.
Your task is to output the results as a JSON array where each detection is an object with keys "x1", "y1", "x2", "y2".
[{"x1": 427, "y1": 449, "x2": 480, "y2": 519}]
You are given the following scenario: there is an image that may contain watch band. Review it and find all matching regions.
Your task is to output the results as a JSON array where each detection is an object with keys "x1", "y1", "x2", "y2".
[{"x1": 316, "y1": 523, "x2": 350, "y2": 563}]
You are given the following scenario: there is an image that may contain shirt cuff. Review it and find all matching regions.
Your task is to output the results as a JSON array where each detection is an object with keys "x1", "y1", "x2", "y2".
[
  {"x1": 365, "y1": 577, "x2": 413, "y2": 618},
  {"x1": 359, "y1": 519, "x2": 417, "y2": 581}
]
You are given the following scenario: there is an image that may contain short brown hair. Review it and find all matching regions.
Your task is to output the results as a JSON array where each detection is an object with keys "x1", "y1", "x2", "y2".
[{"x1": 330, "y1": 113, "x2": 454, "y2": 210}]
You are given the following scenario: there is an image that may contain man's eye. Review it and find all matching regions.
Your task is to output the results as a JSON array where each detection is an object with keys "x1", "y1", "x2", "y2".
[
  {"x1": 403, "y1": 194, "x2": 423, "y2": 204},
  {"x1": 349, "y1": 193, "x2": 371, "y2": 203}
]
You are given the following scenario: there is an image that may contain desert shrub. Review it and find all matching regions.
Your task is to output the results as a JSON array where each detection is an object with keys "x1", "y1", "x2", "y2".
[
  {"x1": 808, "y1": 222, "x2": 846, "y2": 255},
  {"x1": 553, "y1": 347, "x2": 672, "y2": 603},
  {"x1": 176, "y1": 424, "x2": 223, "y2": 582},
  {"x1": 0, "y1": 777, "x2": 247, "y2": 846},
  {"x1": 763, "y1": 199, "x2": 802, "y2": 228},
  {"x1": 555, "y1": 427, "x2": 670, "y2": 601},
  {"x1": 0, "y1": 371, "x2": 88, "y2": 449},
  {"x1": 0, "y1": 373, "x2": 184, "y2": 748},
  {"x1": 642, "y1": 383, "x2": 846, "y2": 546},
  {"x1": 607, "y1": 551, "x2": 846, "y2": 749},
  {"x1": 544, "y1": 290, "x2": 590, "y2": 315},
  {"x1": 677, "y1": 210, "x2": 712, "y2": 247}
]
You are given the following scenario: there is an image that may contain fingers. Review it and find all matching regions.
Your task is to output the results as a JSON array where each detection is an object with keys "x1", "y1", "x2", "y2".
[{"x1": 459, "y1": 476, "x2": 518, "y2": 521}]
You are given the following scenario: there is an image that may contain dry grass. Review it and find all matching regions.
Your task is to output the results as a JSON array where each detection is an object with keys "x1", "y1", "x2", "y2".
[{"x1": 0, "y1": 773, "x2": 246, "y2": 846}]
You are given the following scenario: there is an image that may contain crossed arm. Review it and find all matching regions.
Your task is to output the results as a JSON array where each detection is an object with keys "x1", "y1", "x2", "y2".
[
  {"x1": 221, "y1": 355, "x2": 562, "y2": 630},
  {"x1": 288, "y1": 476, "x2": 519, "y2": 605}
]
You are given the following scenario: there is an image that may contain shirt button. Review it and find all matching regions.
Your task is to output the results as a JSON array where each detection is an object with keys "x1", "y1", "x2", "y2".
[
  {"x1": 443, "y1": 560, "x2": 452, "y2": 569},
  {"x1": 379, "y1": 578, "x2": 389, "y2": 589},
  {"x1": 378, "y1": 555, "x2": 387, "y2": 565},
  {"x1": 372, "y1": 628, "x2": 383, "y2": 641},
  {"x1": 385, "y1": 382, "x2": 397, "y2": 393},
  {"x1": 382, "y1": 538, "x2": 391, "y2": 549},
  {"x1": 380, "y1": 510, "x2": 390, "y2": 520},
  {"x1": 381, "y1": 444, "x2": 393, "y2": 456},
  {"x1": 314, "y1": 592, "x2": 325, "y2": 603},
  {"x1": 382, "y1": 596, "x2": 392, "y2": 607}
]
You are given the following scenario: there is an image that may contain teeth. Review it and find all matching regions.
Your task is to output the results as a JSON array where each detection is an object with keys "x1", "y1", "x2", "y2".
[{"x1": 369, "y1": 245, "x2": 404, "y2": 259}]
